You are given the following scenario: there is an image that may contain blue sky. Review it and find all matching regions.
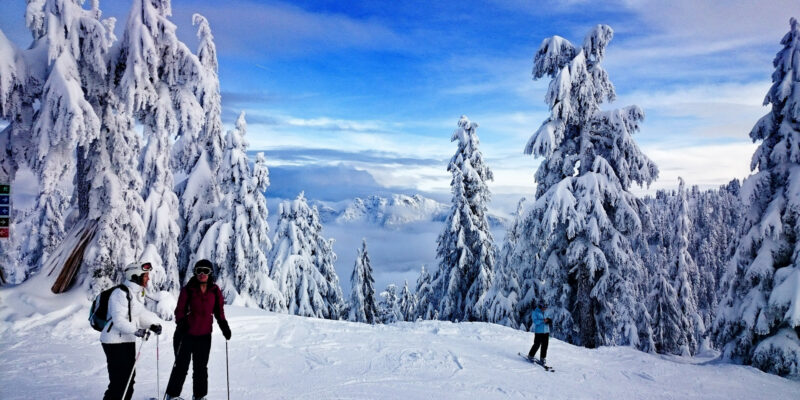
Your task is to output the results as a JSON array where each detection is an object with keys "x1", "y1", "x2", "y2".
[{"x1": 2, "y1": 0, "x2": 797, "y2": 213}]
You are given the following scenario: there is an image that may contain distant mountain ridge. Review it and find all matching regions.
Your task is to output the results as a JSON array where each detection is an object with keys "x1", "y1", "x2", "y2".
[{"x1": 303, "y1": 193, "x2": 507, "y2": 229}]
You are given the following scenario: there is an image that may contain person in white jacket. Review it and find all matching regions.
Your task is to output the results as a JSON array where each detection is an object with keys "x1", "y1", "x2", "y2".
[{"x1": 100, "y1": 261, "x2": 163, "y2": 400}]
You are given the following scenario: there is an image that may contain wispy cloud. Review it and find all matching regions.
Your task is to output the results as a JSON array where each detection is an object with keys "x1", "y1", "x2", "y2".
[
  {"x1": 172, "y1": 0, "x2": 408, "y2": 58},
  {"x1": 253, "y1": 147, "x2": 442, "y2": 167},
  {"x1": 635, "y1": 141, "x2": 757, "y2": 196}
]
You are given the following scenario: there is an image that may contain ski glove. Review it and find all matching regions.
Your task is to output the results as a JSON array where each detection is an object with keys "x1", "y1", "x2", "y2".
[
  {"x1": 219, "y1": 319, "x2": 232, "y2": 340},
  {"x1": 149, "y1": 324, "x2": 162, "y2": 335},
  {"x1": 176, "y1": 318, "x2": 188, "y2": 336},
  {"x1": 134, "y1": 328, "x2": 148, "y2": 338}
]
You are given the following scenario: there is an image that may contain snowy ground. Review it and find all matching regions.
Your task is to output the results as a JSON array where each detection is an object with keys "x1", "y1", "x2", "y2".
[{"x1": 1, "y1": 285, "x2": 798, "y2": 400}]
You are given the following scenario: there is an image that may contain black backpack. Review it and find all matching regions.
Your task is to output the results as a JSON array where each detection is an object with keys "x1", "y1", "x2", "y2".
[{"x1": 89, "y1": 284, "x2": 131, "y2": 332}]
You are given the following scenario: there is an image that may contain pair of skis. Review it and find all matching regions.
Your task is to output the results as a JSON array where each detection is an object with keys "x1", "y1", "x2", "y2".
[{"x1": 518, "y1": 352, "x2": 554, "y2": 372}]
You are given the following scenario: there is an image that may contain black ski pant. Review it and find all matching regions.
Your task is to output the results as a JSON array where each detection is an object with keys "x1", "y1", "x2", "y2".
[
  {"x1": 528, "y1": 332, "x2": 549, "y2": 360},
  {"x1": 102, "y1": 342, "x2": 136, "y2": 400},
  {"x1": 166, "y1": 333, "x2": 212, "y2": 398}
]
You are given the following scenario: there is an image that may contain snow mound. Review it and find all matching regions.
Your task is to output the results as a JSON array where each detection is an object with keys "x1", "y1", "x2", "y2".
[{"x1": 0, "y1": 299, "x2": 798, "y2": 399}]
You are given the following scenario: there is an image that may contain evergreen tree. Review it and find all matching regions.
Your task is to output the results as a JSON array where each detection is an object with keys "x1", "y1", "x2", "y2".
[
  {"x1": 117, "y1": 0, "x2": 187, "y2": 309},
  {"x1": 399, "y1": 280, "x2": 417, "y2": 322},
  {"x1": 647, "y1": 178, "x2": 701, "y2": 355},
  {"x1": 24, "y1": 0, "x2": 106, "y2": 274},
  {"x1": 670, "y1": 178, "x2": 702, "y2": 355},
  {"x1": 379, "y1": 284, "x2": 402, "y2": 324},
  {"x1": 178, "y1": 14, "x2": 225, "y2": 283},
  {"x1": 349, "y1": 239, "x2": 379, "y2": 324},
  {"x1": 692, "y1": 180, "x2": 743, "y2": 332},
  {"x1": 649, "y1": 262, "x2": 684, "y2": 355},
  {"x1": 414, "y1": 265, "x2": 436, "y2": 320},
  {"x1": 433, "y1": 115, "x2": 495, "y2": 322},
  {"x1": 714, "y1": 18, "x2": 800, "y2": 376},
  {"x1": 0, "y1": 28, "x2": 37, "y2": 283},
  {"x1": 519, "y1": 25, "x2": 658, "y2": 349},
  {"x1": 195, "y1": 113, "x2": 280, "y2": 309},
  {"x1": 269, "y1": 193, "x2": 345, "y2": 319},
  {"x1": 487, "y1": 198, "x2": 525, "y2": 329}
]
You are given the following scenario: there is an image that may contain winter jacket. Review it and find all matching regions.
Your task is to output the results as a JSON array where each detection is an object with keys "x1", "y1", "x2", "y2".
[
  {"x1": 174, "y1": 277, "x2": 227, "y2": 336},
  {"x1": 100, "y1": 280, "x2": 162, "y2": 344},
  {"x1": 532, "y1": 307, "x2": 553, "y2": 334}
]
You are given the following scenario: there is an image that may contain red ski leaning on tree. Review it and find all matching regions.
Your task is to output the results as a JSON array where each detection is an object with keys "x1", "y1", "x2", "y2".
[{"x1": 165, "y1": 259, "x2": 231, "y2": 400}]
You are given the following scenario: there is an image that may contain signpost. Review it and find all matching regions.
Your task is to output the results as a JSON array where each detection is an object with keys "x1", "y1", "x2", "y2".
[{"x1": 0, "y1": 184, "x2": 8, "y2": 239}]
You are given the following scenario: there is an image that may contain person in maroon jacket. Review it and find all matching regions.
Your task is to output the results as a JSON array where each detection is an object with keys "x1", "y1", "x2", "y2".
[{"x1": 164, "y1": 259, "x2": 231, "y2": 400}]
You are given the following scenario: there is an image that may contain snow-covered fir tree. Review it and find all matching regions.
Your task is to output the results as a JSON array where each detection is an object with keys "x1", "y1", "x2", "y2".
[
  {"x1": 379, "y1": 283, "x2": 403, "y2": 324},
  {"x1": 399, "y1": 281, "x2": 417, "y2": 322},
  {"x1": 269, "y1": 193, "x2": 345, "y2": 319},
  {"x1": 648, "y1": 258, "x2": 684, "y2": 355},
  {"x1": 486, "y1": 198, "x2": 525, "y2": 329},
  {"x1": 714, "y1": 18, "x2": 800, "y2": 376},
  {"x1": 414, "y1": 265, "x2": 437, "y2": 320},
  {"x1": 348, "y1": 239, "x2": 379, "y2": 324},
  {"x1": 691, "y1": 180, "x2": 742, "y2": 330},
  {"x1": 669, "y1": 178, "x2": 702, "y2": 355},
  {"x1": 177, "y1": 14, "x2": 226, "y2": 283},
  {"x1": 432, "y1": 115, "x2": 495, "y2": 322},
  {"x1": 0, "y1": 27, "x2": 38, "y2": 284},
  {"x1": 519, "y1": 25, "x2": 658, "y2": 349},
  {"x1": 116, "y1": 0, "x2": 187, "y2": 310},
  {"x1": 647, "y1": 178, "x2": 701, "y2": 355},
  {"x1": 639, "y1": 179, "x2": 743, "y2": 343},
  {"x1": 193, "y1": 113, "x2": 280, "y2": 309},
  {"x1": 24, "y1": 0, "x2": 105, "y2": 274}
]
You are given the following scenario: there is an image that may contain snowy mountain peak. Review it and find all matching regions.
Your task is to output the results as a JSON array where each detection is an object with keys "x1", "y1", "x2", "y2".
[{"x1": 336, "y1": 194, "x2": 448, "y2": 227}]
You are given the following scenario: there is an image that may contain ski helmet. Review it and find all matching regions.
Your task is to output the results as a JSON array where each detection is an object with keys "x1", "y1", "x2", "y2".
[{"x1": 124, "y1": 261, "x2": 153, "y2": 282}]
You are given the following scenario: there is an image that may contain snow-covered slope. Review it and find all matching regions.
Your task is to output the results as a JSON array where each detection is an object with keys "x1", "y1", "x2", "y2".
[{"x1": 1, "y1": 283, "x2": 797, "y2": 399}]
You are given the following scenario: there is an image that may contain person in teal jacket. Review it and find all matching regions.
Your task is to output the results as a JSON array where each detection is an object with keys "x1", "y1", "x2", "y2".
[{"x1": 527, "y1": 303, "x2": 553, "y2": 365}]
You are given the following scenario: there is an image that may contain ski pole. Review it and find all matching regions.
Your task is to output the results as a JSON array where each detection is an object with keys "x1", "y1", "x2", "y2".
[
  {"x1": 163, "y1": 335, "x2": 185, "y2": 400},
  {"x1": 156, "y1": 333, "x2": 160, "y2": 400},
  {"x1": 226, "y1": 340, "x2": 230, "y2": 400},
  {"x1": 122, "y1": 331, "x2": 150, "y2": 400}
]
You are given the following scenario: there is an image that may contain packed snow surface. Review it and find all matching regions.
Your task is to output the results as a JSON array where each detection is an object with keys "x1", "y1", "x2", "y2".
[{"x1": 1, "y1": 287, "x2": 798, "y2": 399}]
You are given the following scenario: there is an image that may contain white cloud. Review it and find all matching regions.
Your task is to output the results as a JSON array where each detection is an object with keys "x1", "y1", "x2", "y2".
[
  {"x1": 620, "y1": 0, "x2": 796, "y2": 42},
  {"x1": 613, "y1": 81, "x2": 770, "y2": 143},
  {"x1": 634, "y1": 141, "x2": 757, "y2": 196},
  {"x1": 173, "y1": 1, "x2": 407, "y2": 58}
]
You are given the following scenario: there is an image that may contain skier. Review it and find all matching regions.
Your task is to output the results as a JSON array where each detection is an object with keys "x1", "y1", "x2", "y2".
[
  {"x1": 100, "y1": 261, "x2": 163, "y2": 400},
  {"x1": 526, "y1": 302, "x2": 553, "y2": 366},
  {"x1": 165, "y1": 259, "x2": 232, "y2": 400}
]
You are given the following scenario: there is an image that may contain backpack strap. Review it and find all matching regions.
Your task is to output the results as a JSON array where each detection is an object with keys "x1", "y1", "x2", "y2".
[
  {"x1": 105, "y1": 285, "x2": 132, "y2": 333},
  {"x1": 116, "y1": 284, "x2": 132, "y2": 322}
]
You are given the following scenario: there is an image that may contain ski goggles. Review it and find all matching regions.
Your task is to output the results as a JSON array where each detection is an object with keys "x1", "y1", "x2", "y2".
[
  {"x1": 141, "y1": 262, "x2": 153, "y2": 271},
  {"x1": 194, "y1": 266, "x2": 212, "y2": 275}
]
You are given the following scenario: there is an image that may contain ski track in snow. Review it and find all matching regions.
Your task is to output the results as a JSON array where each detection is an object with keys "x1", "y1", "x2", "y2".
[{"x1": 0, "y1": 305, "x2": 798, "y2": 400}]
